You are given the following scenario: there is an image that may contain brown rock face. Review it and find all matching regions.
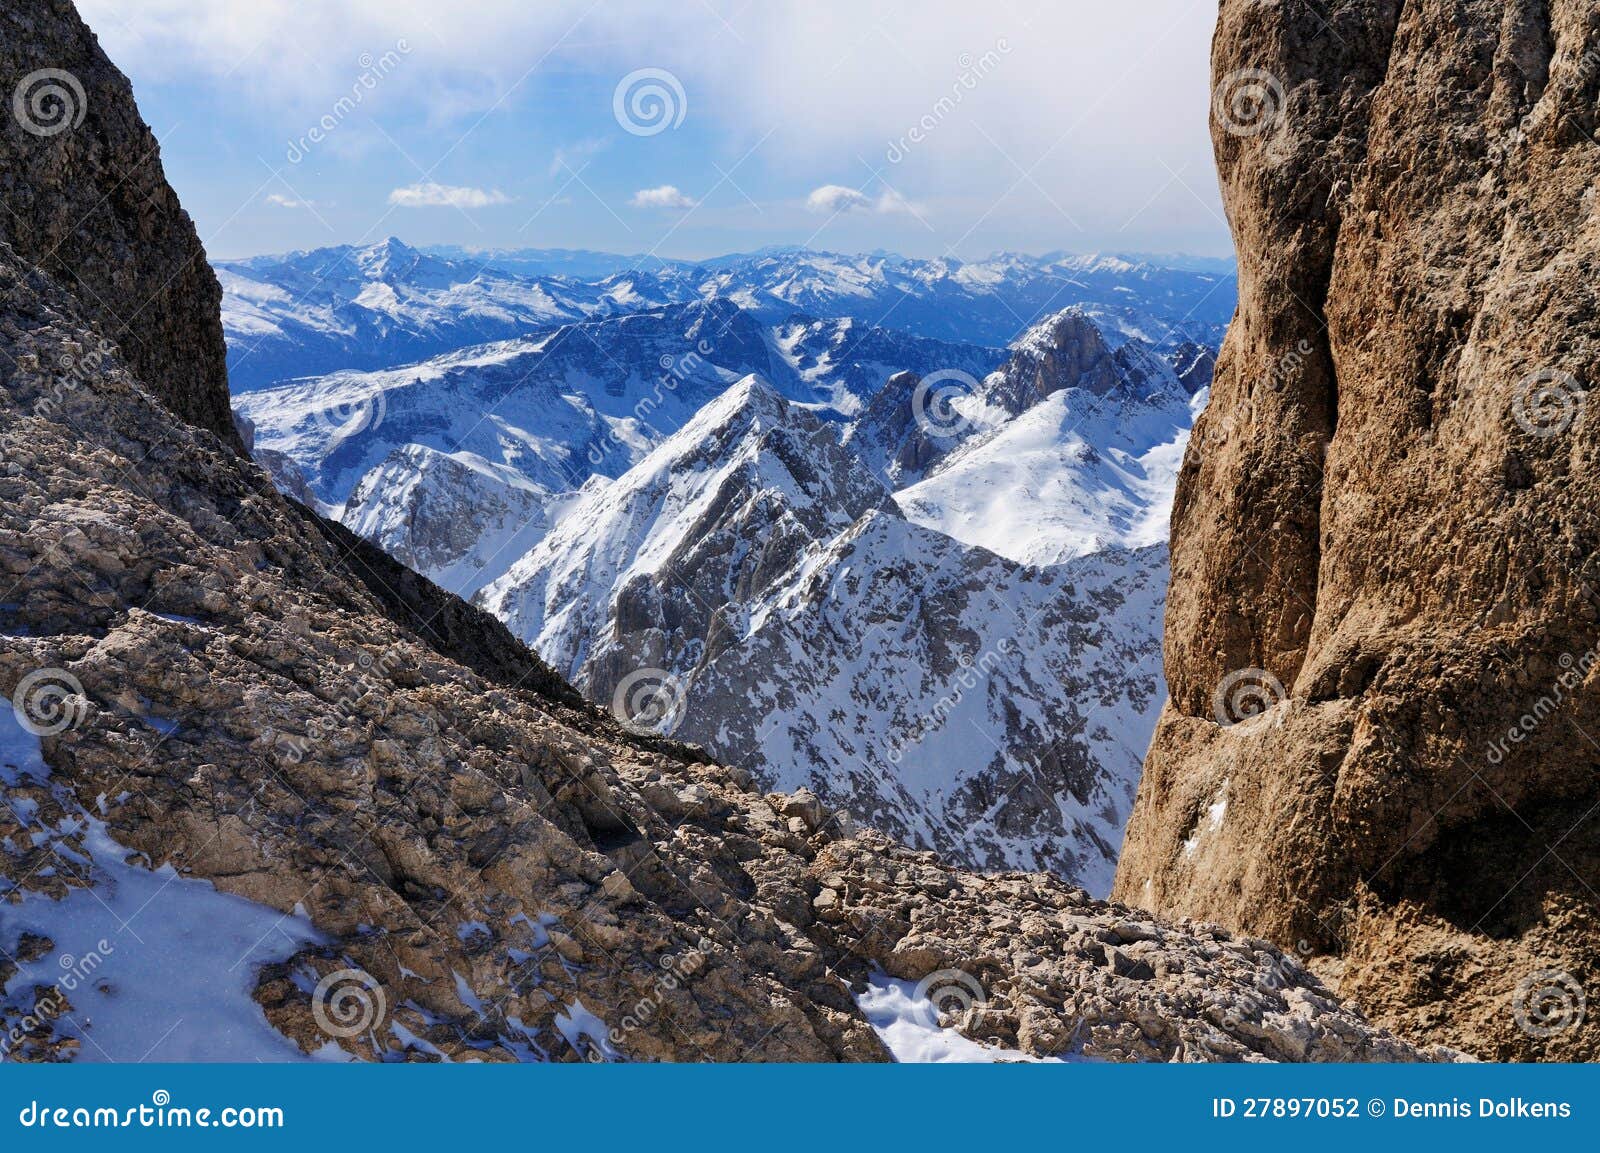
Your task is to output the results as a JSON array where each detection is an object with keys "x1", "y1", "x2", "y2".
[
  {"x1": 1116, "y1": 0, "x2": 1600, "y2": 1059},
  {"x1": 0, "y1": 0, "x2": 239, "y2": 451}
]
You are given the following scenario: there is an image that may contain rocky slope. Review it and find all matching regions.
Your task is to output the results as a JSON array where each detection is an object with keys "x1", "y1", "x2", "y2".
[
  {"x1": 1114, "y1": 0, "x2": 1600, "y2": 1060},
  {"x1": 0, "y1": 0, "x2": 1446, "y2": 1064}
]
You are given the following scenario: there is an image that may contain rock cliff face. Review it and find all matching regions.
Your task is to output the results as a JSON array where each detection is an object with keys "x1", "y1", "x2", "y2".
[
  {"x1": 1116, "y1": 0, "x2": 1600, "y2": 1059},
  {"x1": 0, "y1": 1, "x2": 1443, "y2": 1063},
  {"x1": 0, "y1": 0, "x2": 238, "y2": 451}
]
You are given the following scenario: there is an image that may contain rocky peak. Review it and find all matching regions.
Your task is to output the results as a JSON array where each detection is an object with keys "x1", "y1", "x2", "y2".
[
  {"x1": 0, "y1": 0, "x2": 239, "y2": 451},
  {"x1": 984, "y1": 307, "x2": 1122, "y2": 413},
  {"x1": 1168, "y1": 341, "x2": 1216, "y2": 396}
]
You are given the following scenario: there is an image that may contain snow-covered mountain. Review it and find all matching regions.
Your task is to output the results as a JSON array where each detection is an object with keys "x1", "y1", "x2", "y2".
[
  {"x1": 226, "y1": 245, "x2": 1221, "y2": 892},
  {"x1": 864, "y1": 308, "x2": 1205, "y2": 566},
  {"x1": 217, "y1": 240, "x2": 1234, "y2": 393},
  {"x1": 234, "y1": 299, "x2": 1003, "y2": 595},
  {"x1": 218, "y1": 237, "x2": 685, "y2": 390},
  {"x1": 478, "y1": 378, "x2": 1166, "y2": 893},
  {"x1": 689, "y1": 248, "x2": 1235, "y2": 351}
]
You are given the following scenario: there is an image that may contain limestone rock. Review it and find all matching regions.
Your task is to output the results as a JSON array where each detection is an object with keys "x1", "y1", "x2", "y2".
[{"x1": 1115, "y1": 0, "x2": 1600, "y2": 1060}]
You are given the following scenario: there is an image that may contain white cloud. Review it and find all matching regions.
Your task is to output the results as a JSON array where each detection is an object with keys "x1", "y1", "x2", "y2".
[
  {"x1": 806, "y1": 185, "x2": 871, "y2": 214},
  {"x1": 806, "y1": 185, "x2": 915, "y2": 215},
  {"x1": 77, "y1": 0, "x2": 1227, "y2": 254},
  {"x1": 264, "y1": 192, "x2": 312, "y2": 208},
  {"x1": 630, "y1": 184, "x2": 698, "y2": 209},
  {"x1": 388, "y1": 182, "x2": 512, "y2": 208}
]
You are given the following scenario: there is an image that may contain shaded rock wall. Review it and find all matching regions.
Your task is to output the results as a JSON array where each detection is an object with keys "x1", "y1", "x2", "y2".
[{"x1": 0, "y1": 0, "x2": 239, "y2": 450}]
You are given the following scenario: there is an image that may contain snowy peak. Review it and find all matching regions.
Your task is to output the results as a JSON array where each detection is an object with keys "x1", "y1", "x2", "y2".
[
  {"x1": 878, "y1": 309, "x2": 1198, "y2": 566},
  {"x1": 354, "y1": 235, "x2": 423, "y2": 278},
  {"x1": 477, "y1": 372, "x2": 892, "y2": 684},
  {"x1": 988, "y1": 307, "x2": 1124, "y2": 412},
  {"x1": 845, "y1": 307, "x2": 1187, "y2": 493}
]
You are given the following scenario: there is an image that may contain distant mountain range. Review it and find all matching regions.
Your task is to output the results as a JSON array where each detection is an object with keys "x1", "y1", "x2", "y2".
[
  {"x1": 227, "y1": 238, "x2": 1227, "y2": 892},
  {"x1": 217, "y1": 238, "x2": 1235, "y2": 391}
]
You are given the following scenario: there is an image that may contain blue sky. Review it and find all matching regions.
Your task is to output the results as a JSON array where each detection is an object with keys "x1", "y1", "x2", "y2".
[{"x1": 76, "y1": 0, "x2": 1230, "y2": 262}]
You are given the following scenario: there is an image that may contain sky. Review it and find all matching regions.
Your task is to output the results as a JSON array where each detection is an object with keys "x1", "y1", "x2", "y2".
[{"x1": 75, "y1": 0, "x2": 1232, "y2": 262}]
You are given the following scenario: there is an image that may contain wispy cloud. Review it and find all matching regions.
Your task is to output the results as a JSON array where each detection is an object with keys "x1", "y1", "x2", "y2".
[
  {"x1": 550, "y1": 137, "x2": 609, "y2": 177},
  {"x1": 388, "y1": 182, "x2": 512, "y2": 209},
  {"x1": 806, "y1": 185, "x2": 915, "y2": 215},
  {"x1": 264, "y1": 192, "x2": 313, "y2": 208},
  {"x1": 630, "y1": 184, "x2": 698, "y2": 210}
]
